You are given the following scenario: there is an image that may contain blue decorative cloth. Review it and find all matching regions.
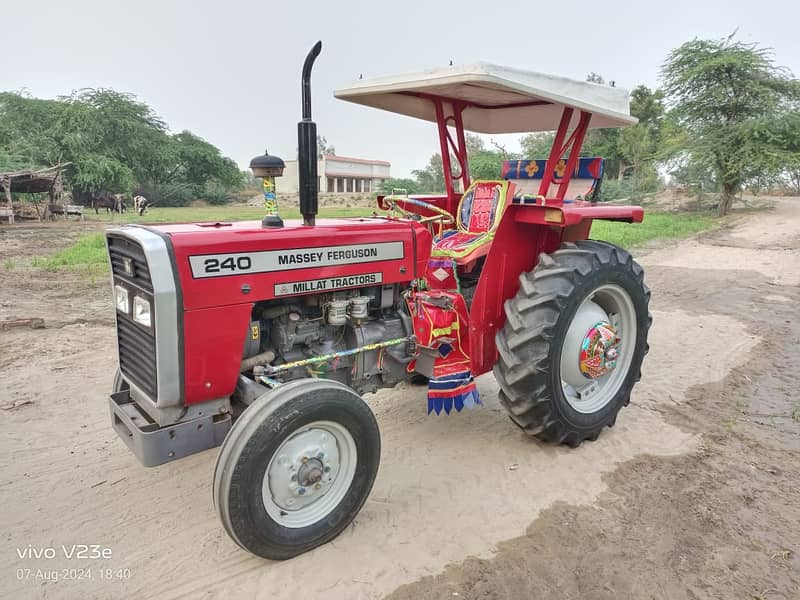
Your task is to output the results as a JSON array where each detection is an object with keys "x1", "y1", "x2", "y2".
[{"x1": 427, "y1": 371, "x2": 481, "y2": 415}]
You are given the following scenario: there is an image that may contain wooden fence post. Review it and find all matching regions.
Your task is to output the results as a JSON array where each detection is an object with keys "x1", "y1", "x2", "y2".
[{"x1": 1, "y1": 177, "x2": 13, "y2": 224}]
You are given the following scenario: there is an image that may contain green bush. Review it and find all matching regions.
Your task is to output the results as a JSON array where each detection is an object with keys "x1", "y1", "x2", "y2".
[
  {"x1": 202, "y1": 182, "x2": 233, "y2": 205},
  {"x1": 596, "y1": 175, "x2": 664, "y2": 202},
  {"x1": 136, "y1": 182, "x2": 197, "y2": 207}
]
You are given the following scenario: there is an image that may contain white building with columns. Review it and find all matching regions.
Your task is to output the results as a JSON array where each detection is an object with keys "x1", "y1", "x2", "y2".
[{"x1": 276, "y1": 154, "x2": 391, "y2": 194}]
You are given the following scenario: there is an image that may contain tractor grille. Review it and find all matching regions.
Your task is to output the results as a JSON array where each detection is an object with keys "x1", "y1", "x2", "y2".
[
  {"x1": 108, "y1": 234, "x2": 158, "y2": 399},
  {"x1": 108, "y1": 236, "x2": 153, "y2": 293},
  {"x1": 116, "y1": 317, "x2": 157, "y2": 398}
]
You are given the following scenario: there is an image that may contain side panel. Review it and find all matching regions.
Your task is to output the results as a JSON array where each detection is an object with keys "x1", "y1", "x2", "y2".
[
  {"x1": 168, "y1": 221, "x2": 433, "y2": 406},
  {"x1": 468, "y1": 205, "x2": 562, "y2": 376},
  {"x1": 168, "y1": 220, "x2": 430, "y2": 311},
  {"x1": 183, "y1": 303, "x2": 253, "y2": 405}
]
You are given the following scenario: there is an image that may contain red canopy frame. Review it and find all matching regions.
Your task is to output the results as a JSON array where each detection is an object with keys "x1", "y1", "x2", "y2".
[{"x1": 426, "y1": 97, "x2": 592, "y2": 205}]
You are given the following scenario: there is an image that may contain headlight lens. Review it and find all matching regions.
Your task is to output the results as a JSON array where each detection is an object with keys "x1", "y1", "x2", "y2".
[
  {"x1": 133, "y1": 296, "x2": 152, "y2": 328},
  {"x1": 114, "y1": 285, "x2": 129, "y2": 313}
]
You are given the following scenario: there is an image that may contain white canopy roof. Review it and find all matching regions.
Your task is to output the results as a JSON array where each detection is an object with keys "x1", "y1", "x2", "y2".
[{"x1": 335, "y1": 62, "x2": 637, "y2": 133}]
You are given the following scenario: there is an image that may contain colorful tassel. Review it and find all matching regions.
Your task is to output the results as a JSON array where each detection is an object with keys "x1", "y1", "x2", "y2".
[{"x1": 427, "y1": 371, "x2": 481, "y2": 415}]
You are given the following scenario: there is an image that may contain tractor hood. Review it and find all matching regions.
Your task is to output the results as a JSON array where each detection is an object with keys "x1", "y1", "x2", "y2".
[{"x1": 114, "y1": 218, "x2": 431, "y2": 311}]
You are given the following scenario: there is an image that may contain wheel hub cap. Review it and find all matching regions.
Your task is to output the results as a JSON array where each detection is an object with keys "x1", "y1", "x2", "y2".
[
  {"x1": 560, "y1": 285, "x2": 637, "y2": 415},
  {"x1": 579, "y1": 321, "x2": 619, "y2": 379},
  {"x1": 266, "y1": 428, "x2": 340, "y2": 512},
  {"x1": 297, "y1": 457, "x2": 324, "y2": 486}
]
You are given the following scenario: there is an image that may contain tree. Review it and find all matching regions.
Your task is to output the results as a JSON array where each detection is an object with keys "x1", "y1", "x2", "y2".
[
  {"x1": 469, "y1": 150, "x2": 506, "y2": 180},
  {"x1": 411, "y1": 154, "x2": 445, "y2": 193},
  {"x1": 465, "y1": 133, "x2": 485, "y2": 155},
  {"x1": 661, "y1": 34, "x2": 799, "y2": 215},
  {"x1": 379, "y1": 178, "x2": 422, "y2": 195},
  {"x1": 615, "y1": 86, "x2": 666, "y2": 191},
  {"x1": 0, "y1": 88, "x2": 245, "y2": 205},
  {"x1": 772, "y1": 112, "x2": 800, "y2": 193},
  {"x1": 519, "y1": 132, "x2": 555, "y2": 159},
  {"x1": 170, "y1": 131, "x2": 243, "y2": 189}
]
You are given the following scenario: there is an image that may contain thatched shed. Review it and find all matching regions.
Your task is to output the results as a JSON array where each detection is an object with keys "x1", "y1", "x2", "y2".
[{"x1": 0, "y1": 164, "x2": 69, "y2": 223}]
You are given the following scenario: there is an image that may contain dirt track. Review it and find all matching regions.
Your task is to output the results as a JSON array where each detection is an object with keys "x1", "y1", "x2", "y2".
[{"x1": 1, "y1": 201, "x2": 799, "y2": 599}]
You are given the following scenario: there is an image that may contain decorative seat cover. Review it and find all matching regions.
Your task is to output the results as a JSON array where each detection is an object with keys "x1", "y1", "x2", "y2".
[
  {"x1": 430, "y1": 180, "x2": 511, "y2": 264},
  {"x1": 502, "y1": 157, "x2": 604, "y2": 201}
]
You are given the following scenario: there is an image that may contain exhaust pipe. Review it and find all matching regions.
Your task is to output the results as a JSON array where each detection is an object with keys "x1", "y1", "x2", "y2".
[{"x1": 298, "y1": 41, "x2": 322, "y2": 227}]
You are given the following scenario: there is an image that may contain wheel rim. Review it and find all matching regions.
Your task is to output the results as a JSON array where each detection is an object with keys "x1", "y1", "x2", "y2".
[
  {"x1": 559, "y1": 284, "x2": 637, "y2": 414},
  {"x1": 262, "y1": 420, "x2": 357, "y2": 529}
]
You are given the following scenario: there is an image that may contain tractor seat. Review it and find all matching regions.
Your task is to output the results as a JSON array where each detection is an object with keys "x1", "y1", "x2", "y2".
[
  {"x1": 502, "y1": 157, "x2": 605, "y2": 202},
  {"x1": 431, "y1": 180, "x2": 512, "y2": 264}
]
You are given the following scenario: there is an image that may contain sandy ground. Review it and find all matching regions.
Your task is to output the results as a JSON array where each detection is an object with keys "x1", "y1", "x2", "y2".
[{"x1": 1, "y1": 200, "x2": 798, "y2": 599}]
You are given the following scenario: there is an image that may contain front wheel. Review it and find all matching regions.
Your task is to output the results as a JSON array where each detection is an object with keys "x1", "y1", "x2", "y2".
[
  {"x1": 494, "y1": 240, "x2": 651, "y2": 447},
  {"x1": 213, "y1": 379, "x2": 381, "y2": 559}
]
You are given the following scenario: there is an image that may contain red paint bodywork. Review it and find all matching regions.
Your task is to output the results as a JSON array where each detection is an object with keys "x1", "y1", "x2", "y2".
[
  {"x1": 152, "y1": 204, "x2": 642, "y2": 407},
  {"x1": 148, "y1": 96, "x2": 645, "y2": 408},
  {"x1": 153, "y1": 217, "x2": 432, "y2": 405}
]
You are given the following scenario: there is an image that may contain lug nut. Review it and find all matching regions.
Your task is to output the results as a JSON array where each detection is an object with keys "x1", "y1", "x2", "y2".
[
  {"x1": 323, "y1": 466, "x2": 331, "y2": 473},
  {"x1": 314, "y1": 483, "x2": 322, "y2": 490},
  {"x1": 298, "y1": 487, "x2": 306, "y2": 495}
]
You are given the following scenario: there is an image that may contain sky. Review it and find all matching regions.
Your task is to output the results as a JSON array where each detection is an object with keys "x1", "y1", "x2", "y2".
[{"x1": 3, "y1": 0, "x2": 799, "y2": 178}]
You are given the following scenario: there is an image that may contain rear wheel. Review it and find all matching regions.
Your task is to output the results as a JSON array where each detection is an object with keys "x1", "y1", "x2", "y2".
[
  {"x1": 213, "y1": 379, "x2": 380, "y2": 559},
  {"x1": 494, "y1": 240, "x2": 651, "y2": 447}
]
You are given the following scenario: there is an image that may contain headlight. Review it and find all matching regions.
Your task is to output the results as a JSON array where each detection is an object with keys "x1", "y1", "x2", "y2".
[
  {"x1": 114, "y1": 285, "x2": 129, "y2": 313},
  {"x1": 133, "y1": 296, "x2": 152, "y2": 328}
]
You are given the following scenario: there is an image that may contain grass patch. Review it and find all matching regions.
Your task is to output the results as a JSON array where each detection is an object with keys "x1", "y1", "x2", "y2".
[
  {"x1": 3, "y1": 258, "x2": 13, "y2": 270},
  {"x1": 84, "y1": 205, "x2": 714, "y2": 250},
  {"x1": 591, "y1": 212, "x2": 714, "y2": 248},
  {"x1": 38, "y1": 208, "x2": 714, "y2": 275},
  {"x1": 87, "y1": 205, "x2": 375, "y2": 224},
  {"x1": 33, "y1": 206, "x2": 376, "y2": 272},
  {"x1": 32, "y1": 234, "x2": 107, "y2": 272}
]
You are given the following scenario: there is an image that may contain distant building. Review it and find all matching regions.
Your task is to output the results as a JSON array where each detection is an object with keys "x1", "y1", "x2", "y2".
[{"x1": 276, "y1": 155, "x2": 391, "y2": 194}]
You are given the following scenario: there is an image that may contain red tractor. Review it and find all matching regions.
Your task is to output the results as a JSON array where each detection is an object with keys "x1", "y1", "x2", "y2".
[{"x1": 106, "y1": 42, "x2": 650, "y2": 559}]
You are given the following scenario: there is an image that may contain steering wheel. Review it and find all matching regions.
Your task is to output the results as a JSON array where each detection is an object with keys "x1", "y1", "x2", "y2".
[{"x1": 384, "y1": 195, "x2": 455, "y2": 226}]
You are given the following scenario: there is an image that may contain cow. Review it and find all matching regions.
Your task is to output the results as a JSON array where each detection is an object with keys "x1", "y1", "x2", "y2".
[
  {"x1": 113, "y1": 194, "x2": 127, "y2": 213},
  {"x1": 89, "y1": 192, "x2": 126, "y2": 214},
  {"x1": 133, "y1": 195, "x2": 150, "y2": 216}
]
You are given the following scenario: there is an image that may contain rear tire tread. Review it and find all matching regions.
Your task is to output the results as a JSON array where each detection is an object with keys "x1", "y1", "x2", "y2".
[{"x1": 494, "y1": 240, "x2": 651, "y2": 446}]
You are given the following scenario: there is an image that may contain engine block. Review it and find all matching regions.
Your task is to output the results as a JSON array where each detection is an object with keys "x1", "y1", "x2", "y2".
[{"x1": 248, "y1": 283, "x2": 414, "y2": 394}]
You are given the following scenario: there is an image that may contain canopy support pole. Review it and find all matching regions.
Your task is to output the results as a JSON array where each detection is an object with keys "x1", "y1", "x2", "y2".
[
  {"x1": 538, "y1": 107, "x2": 592, "y2": 202},
  {"x1": 433, "y1": 99, "x2": 470, "y2": 204}
]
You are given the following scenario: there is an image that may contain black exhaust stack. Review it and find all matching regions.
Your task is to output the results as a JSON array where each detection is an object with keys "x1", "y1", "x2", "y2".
[{"x1": 298, "y1": 41, "x2": 322, "y2": 227}]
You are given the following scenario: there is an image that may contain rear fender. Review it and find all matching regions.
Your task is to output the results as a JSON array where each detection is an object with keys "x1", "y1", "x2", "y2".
[
  {"x1": 468, "y1": 205, "x2": 561, "y2": 376},
  {"x1": 467, "y1": 201, "x2": 644, "y2": 375}
]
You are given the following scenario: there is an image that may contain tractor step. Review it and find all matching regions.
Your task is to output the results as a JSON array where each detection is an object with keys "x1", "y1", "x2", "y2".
[{"x1": 109, "y1": 390, "x2": 231, "y2": 467}]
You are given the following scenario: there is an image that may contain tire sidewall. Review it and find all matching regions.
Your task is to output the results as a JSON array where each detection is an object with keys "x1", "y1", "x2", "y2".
[
  {"x1": 219, "y1": 384, "x2": 380, "y2": 559},
  {"x1": 547, "y1": 259, "x2": 649, "y2": 432}
]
